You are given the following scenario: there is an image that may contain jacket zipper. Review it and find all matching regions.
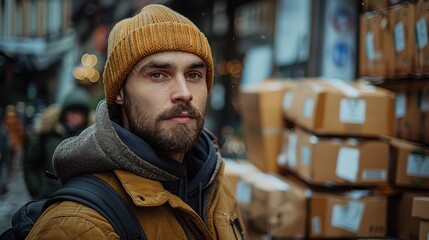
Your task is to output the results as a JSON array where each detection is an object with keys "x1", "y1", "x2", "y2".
[
  {"x1": 203, "y1": 180, "x2": 220, "y2": 225},
  {"x1": 230, "y1": 217, "x2": 245, "y2": 240}
]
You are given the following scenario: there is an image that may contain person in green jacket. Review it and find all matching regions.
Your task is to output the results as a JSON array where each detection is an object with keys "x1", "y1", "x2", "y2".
[
  {"x1": 24, "y1": 87, "x2": 92, "y2": 199},
  {"x1": 27, "y1": 4, "x2": 247, "y2": 239}
]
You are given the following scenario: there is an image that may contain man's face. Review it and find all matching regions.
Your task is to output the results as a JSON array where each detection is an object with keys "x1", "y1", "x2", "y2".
[
  {"x1": 116, "y1": 51, "x2": 208, "y2": 154},
  {"x1": 65, "y1": 109, "x2": 87, "y2": 130}
]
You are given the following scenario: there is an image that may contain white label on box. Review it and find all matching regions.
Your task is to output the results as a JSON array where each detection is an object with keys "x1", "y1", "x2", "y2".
[
  {"x1": 235, "y1": 181, "x2": 252, "y2": 204},
  {"x1": 303, "y1": 97, "x2": 314, "y2": 118},
  {"x1": 416, "y1": 17, "x2": 429, "y2": 49},
  {"x1": 365, "y1": 32, "x2": 376, "y2": 61},
  {"x1": 255, "y1": 174, "x2": 290, "y2": 191},
  {"x1": 336, "y1": 147, "x2": 360, "y2": 182},
  {"x1": 362, "y1": 169, "x2": 387, "y2": 181},
  {"x1": 394, "y1": 22, "x2": 406, "y2": 53},
  {"x1": 283, "y1": 91, "x2": 294, "y2": 110},
  {"x1": 331, "y1": 201, "x2": 365, "y2": 233},
  {"x1": 312, "y1": 216, "x2": 321, "y2": 234},
  {"x1": 395, "y1": 92, "x2": 406, "y2": 118},
  {"x1": 339, "y1": 98, "x2": 366, "y2": 124},
  {"x1": 301, "y1": 145, "x2": 311, "y2": 166},
  {"x1": 421, "y1": 88, "x2": 429, "y2": 112},
  {"x1": 287, "y1": 132, "x2": 298, "y2": 168},
  {"x1": 277, "y1": 152, "x2": 287, "y2": 165},
  {"x1": 406, "y1": 153, "x2": 429, "y2": 178}
]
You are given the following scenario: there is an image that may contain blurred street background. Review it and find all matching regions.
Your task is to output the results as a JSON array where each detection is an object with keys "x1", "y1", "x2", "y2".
[{"x1": 1, "y1": 0, "x2": 429, "y2": 239}]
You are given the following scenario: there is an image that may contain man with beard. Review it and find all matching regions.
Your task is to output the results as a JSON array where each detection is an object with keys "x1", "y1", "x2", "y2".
[{"x1": 27, "y1": 4, "x2": 246, "y2": 239}]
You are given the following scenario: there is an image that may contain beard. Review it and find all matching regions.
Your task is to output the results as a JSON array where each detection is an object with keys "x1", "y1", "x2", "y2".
[{"x1": 123, "y1": 90, "x2": 205, "y2": 154}]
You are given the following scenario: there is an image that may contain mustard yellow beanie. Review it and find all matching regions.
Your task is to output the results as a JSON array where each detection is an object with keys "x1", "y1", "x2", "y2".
[{"x1": 103, "y1": 4, "x2": 214, "y2": 107}]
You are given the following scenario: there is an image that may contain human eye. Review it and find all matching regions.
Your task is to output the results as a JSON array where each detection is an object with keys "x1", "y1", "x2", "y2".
[
  {"x1": 186, "y1": 72, "x2": 203, "y2": 82},
  {"x1": 149, "y1": 72, "x2": 167, "y2": 80}
]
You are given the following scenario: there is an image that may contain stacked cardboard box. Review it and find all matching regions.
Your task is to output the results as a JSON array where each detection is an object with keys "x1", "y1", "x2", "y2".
[
  {"x1": 359, "y1": 1, "x2": 429, "y2": 77},
  {"x1": 381, "y1": 80, "x2": 429, "y2": 145},
  {"x1": 239, "y1": 79, "x2": 296, "y2": 173},
  {"x1": 362, "y1": 0, "x2": 407, "y2": 12},
  {"x1": 229, "y1": 164, "x2": 388, "y2": 239},
  {"x1": 237, "y1": 78, "x2": 401, "y2": 239},
  {"x1": 278, "y1": 127, "x2": 390, "y2": 187},
  {"x1": 359, "y1": 3, "x2": 415, "y2": 78},
  {"x1": 412, "y1": 196, "x2": 429, "y2": 240},
  {"x1": 282, "y1": 78, "x2": 396, "y2": 137}
]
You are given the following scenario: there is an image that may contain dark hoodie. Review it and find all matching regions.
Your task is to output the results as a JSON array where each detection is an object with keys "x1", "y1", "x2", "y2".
[{"x1": 53, "y1": 100, "x2": 220, "y2": 217}]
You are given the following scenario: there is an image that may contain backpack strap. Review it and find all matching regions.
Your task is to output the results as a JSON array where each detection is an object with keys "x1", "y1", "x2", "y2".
[{"x1": 46, "y1": 174, "x2": 146, "y2": 240}]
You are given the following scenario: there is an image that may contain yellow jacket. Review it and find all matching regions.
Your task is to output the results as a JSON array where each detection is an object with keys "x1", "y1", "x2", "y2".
[{"x1": 27, "y1": 166, "x2": 246, "y2": 239}]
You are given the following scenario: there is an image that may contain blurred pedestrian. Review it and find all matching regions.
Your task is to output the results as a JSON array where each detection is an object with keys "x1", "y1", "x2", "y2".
[
  {"x1": 4, "y1": 104, "x2": 25, "y2": 177},
  {"x1": 27, "y1": 4, "x2": 246, "y2": 239},
  {"x1": 23, "y1": 87, "x2": 92, "y2": 199}
]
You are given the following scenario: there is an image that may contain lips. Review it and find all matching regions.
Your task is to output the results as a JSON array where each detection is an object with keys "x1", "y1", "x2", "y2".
[{"x1": 166, "y1": 112, "x2": 194, "y2": 123}]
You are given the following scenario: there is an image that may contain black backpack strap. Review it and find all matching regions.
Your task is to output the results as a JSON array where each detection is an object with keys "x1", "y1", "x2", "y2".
[{"x1": 46, "y1": 174, "x2": 146, "y2": 240}]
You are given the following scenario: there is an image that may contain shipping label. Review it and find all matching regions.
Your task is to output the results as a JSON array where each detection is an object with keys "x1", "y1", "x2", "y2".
[
  {"x1": 331, "y1": 201, "x2": 365, "y2": 233},
  {"x1": 336, "y1": 147, "x2": 360, "y2": 182},
  {"x1": 287, "y1": 132, "x2": 298, "y2": 168},
  {"x1": 283, "y1": 91, "x2": 294, "y2": 110},
  {"x1": 339, "y1": 98, "x2": 366, "y2": 124},
  {"x1": 365, "y1": 32, "x2": 376, "y2": 61},
  {"x1": 394, "y1": 22, "x2": 405, "y2": 53},
  {"x1": 362, "y1": 169, "x2": 387, "y2": 181},
  {"x1": 235, "y1": 181, "x2": 252, "y2": 204},
  {"x1": 301, "y1": 145, "x2": 311, "y2": 166},
  {"x1": 303, "y1": 97, "x2": 314, "y2": 118},
  {"x1": 395, "y1": 92, "x2": 406, "y2": 118},
  {"x1": 407, "y1": 151, "x2": 429, "y2": 178},
  {"x1": 416, "y1": 17, "x2": 428, "y2": 49}
]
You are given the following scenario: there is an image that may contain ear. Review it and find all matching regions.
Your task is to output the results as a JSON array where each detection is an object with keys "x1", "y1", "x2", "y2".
[{"x1": 115, "y1": 88, "x2": 125, "y2": 105}]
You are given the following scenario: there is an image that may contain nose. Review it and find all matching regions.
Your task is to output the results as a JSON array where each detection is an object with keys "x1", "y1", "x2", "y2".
[{"x1": 171, "y1": 76, "x2": 193, "y2": 103}]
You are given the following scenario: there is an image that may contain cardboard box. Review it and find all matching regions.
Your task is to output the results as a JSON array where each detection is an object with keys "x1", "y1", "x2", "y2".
[
  {"x1": 286, "y1": 79, "x2": 396, "y2": 137},
  {"x1": 389, "y1": 192, "x2": 429, "y2": 240},
  {"x1": 413, "y1": 81, "x2": 429, "y2": 145},
  {"x1": 420, "y1": 221, "x2": 429, "y2": 240},
  {"x1": 387, "y1": 3, "x2": 416, "y2": 77},
  {"x1": 309, "y1": 192, "x2": 387, "y2": 239},
  {"x1": 291, "y1": 127, "x2": 389, "y2": 186},
  {"x1": 240, "y1": 80, "x2": 295, "y2": 172},
  {"x1": 413, "y1": 196, "x2": 429, "y2": 219},
  {"x1": 359, "y1": 11, "x2": 392, "y2": 77},
  {"x1": 414, "y1": 0, "x2": 429, "y2": 75},
  {"x1": 224, "y1": 159, "x2": 261, "y2": 194},
  {"x1": 362, "y1": 0, "x2": 406, "y2": 12},
  {"x1": 250, "y1": 173, "x2": 307, "y2": 238},
  {"x1": 247, "y1": 173, "x2": 387, "y2": 239},
  {"x1": 235, "y1": 172, "x2": 267, "y2": 220},
  {"x1": 359, "y1": 4, "x2": 415, "y2": 78},
  {"x1": 388, "y1": 137, "x2": 429, "y2": 189},
  {"x1": 380, "y1": 81, "x2": 416, "y2": 140}
]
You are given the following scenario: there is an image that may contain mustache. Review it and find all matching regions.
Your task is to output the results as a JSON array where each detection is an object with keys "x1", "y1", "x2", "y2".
[{"x1": 156, "y1": 103, "x2": 202, "y2": 121}]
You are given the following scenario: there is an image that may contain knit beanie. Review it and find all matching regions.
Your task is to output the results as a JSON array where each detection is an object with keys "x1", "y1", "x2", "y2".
[{"x1": 103, "y1": 4, "x2": 214, "y2": 107}]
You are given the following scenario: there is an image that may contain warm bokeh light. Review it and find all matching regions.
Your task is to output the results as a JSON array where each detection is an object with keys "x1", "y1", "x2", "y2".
[{"x1": 216, "y1": 61, "x2": 228, "y2": 75}]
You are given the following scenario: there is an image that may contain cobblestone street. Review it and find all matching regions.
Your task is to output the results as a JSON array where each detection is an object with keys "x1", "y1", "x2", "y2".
[{"x1": 0, "y1": 163, "x2": 32, "y2": 232}]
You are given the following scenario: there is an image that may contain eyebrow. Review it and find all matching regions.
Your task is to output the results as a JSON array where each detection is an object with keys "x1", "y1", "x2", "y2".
[{"x1": 137, "y1": 60, "x2": 207, "y2": 73}]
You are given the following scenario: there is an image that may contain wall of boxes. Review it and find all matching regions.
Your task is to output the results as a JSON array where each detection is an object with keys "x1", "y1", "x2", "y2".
[{"x1": 227, "y1": 1, "x2": 429, "y2": 239}]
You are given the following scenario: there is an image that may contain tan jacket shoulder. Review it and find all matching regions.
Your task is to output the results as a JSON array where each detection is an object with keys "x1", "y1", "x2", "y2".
[{"x1": 26, "y1": 160, "x2": 246, "y2": 240}]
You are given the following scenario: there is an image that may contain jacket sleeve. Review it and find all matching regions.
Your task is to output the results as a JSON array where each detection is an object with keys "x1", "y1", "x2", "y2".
[{"x1": 26, "y1": 202, "x2": 119, "y2": 240}]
